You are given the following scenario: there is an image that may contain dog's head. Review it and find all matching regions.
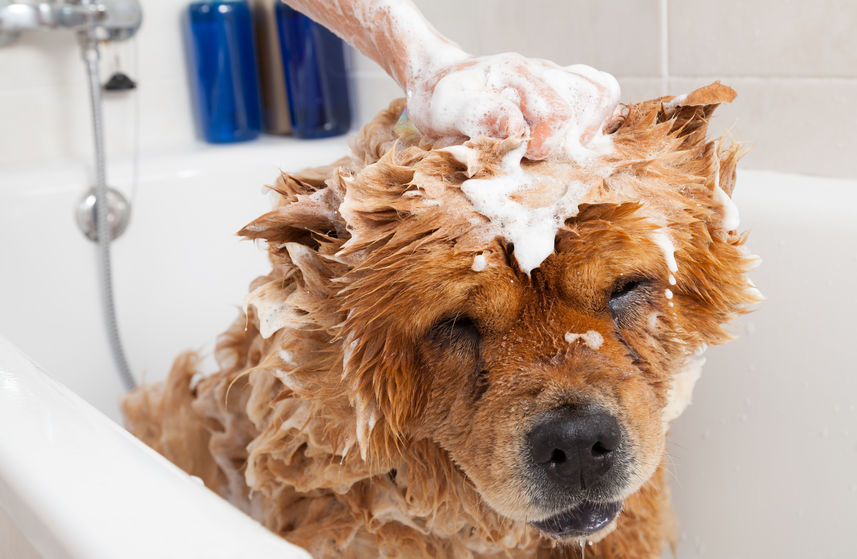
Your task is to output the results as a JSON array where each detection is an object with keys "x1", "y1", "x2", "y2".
[{"x1": 241, "y1": 83, "x2": 758, "y2": 546}]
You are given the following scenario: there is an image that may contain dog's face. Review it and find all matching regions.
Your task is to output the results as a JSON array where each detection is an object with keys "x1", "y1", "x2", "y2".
[
  {"x1": 408, "y1": 204, "x2": 690, "y2": 540},
  {"x1": 242, "y1": 84, "x2": 757, "y2": 548}
]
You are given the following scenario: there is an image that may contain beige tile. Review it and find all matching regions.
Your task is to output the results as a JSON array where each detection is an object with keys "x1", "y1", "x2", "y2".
[
  {"x1": 0, "y1": 75, "x2": 196, "y2": 169},
  {"x1": 617, "y1": 78, "x2": 665, "y2": 105},
  {"x1": 670, "y1": 77, "x2": 857, "y2": 179},
  {"x1": 412, "y1": 0, "x2": 662, "y2": 75},
  {"x1": 670, "y1": 0, "x2": 857, "y2": 77},
  {"x1": 413, "y1": 0, "x2": 484, "y2": 54},
  {"x1": 135, "y1": 0, "x2": 192, "y2": 83},
  {"x1": 0, "y1": 32, "x2": 84, "y2": 90},
  {"x1": 353, "y1": 1, "x2": 665, "y2": 78},
  {"x1": 134, "y1": 77, "x2": 198, "y2": 154},
  {"x1": 346, "y1": 47, "x2": 387, "y2": 77},
  {"x1": 358, "y1": 2, "x2": 663, "y2": 77},
  {"x1": 0, "y1": 85, "x2": 90, "y2": 167},
  {"x1": 0, "y1": 0, "x2": 184, "y2": 91},
  {"x1": 351, "y1": 73, "x2": 404, "y2": 128},
  {"x1": 470, "y1": 0, "x2": 662, "y2": 75}
]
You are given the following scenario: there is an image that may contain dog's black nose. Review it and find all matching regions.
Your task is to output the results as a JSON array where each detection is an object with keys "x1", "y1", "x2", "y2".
[{"x1": 526, "y1": 407, "x2": 622, "y2": 491}]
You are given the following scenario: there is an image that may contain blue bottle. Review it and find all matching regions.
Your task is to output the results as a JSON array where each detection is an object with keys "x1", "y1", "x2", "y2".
[
  {"x1": 275, "y1": 4, "x2": 352, "y2": 138},
  {"x1": 187, "y1": 0, "x2": 262, "y2": 143}
]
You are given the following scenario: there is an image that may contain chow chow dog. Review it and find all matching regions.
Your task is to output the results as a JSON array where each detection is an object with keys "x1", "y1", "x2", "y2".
[{"x1": 124, "y1": 82, "x2": 758, "y2": 558}]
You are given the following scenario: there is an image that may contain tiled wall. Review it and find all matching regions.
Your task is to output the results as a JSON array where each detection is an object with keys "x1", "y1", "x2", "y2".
[
  {"x1": 0, "y1": 1, "x2": 196, "y2": 170},
  {"x1": 1, "y1": 0, "x2": 854, "y2": 178}
]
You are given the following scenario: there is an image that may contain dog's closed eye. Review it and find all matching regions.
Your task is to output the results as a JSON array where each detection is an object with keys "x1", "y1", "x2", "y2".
[
  {"x1": 429, "y1": 315, "x2": 481, "y2": 355},
  {"x1": 608, "y1": 277, "x2": 653, "y2": 327},
  {"x1": 424, "y1": 315, "x2": 487, "y2": 400}
]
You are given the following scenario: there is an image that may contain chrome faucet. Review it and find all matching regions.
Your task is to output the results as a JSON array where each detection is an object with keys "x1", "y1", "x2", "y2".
[
  {"x1": 0, "y1": 3, "x2": 143, "y2": 388},
  {"x1": 0, "y1": 0, "x2": 141, "y2": 46}
]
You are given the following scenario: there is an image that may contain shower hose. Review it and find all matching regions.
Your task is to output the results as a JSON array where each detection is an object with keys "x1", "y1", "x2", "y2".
[{"x1": 81, "y1": 29, "x2": 136, "y2": 392}]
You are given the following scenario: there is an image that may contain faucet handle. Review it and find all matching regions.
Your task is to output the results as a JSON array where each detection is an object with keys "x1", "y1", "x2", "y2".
[
  {"x1": 0, "y1": 0, "x2": 141, "y2": 46},
  {"x1": 56, "y1": 1, "x2": 96, "y2": 28},
  {"x1": 95, "y1": 0, "x2": 141, "y2": 41}
]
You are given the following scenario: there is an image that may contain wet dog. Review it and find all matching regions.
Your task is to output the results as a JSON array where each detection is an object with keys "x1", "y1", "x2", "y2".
[{"x1": 124, "y1": 82, "x2": 758, "y2": 558}]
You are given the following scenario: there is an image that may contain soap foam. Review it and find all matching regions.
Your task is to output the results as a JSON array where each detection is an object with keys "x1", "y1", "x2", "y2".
[
  {"x1": 564, "y1": 330, "x2": 604, "y2": 351},
  {"x1": 713, "y1": 183, "x2": 740, "y2": 231},
  {"x1": 651, "y1": 229, "x2": 679, "y2": 274},
  {"x1": 421, "y1": 53, "x2": 621, "y2": 161},
  {"x1": 459, "y1": 142, "x2": 593, "y2": 274}
]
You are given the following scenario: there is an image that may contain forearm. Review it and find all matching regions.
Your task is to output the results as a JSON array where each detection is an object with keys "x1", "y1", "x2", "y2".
[{"x1": 281, "y1": 0, "x2": 466, "y2": 89}]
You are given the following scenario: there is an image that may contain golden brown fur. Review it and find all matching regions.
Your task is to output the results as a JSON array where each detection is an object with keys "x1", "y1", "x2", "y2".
[{"x1": 124, "y1": 82, "x2": 758, "y2": 558}]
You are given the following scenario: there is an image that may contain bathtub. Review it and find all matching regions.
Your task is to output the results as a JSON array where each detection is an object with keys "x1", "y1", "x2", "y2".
[{"x1": 1, "y1": 139, "x2": 855, "y2": 558}]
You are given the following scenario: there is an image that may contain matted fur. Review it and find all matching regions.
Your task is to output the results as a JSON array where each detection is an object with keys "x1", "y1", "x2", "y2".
[{"x1": 124, "y1": 82, "x2": 758, "y2": 558}]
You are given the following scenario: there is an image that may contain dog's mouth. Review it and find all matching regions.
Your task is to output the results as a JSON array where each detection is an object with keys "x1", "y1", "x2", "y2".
[{"x1": 530, "y1": 501, "x2": 622, "y2": 538}]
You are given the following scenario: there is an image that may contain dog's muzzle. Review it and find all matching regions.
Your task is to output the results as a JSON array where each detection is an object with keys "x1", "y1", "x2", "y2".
[
  {"x1": 530, "y1": 500, "x2": 623, "y2": 538},
  {"x1": 524, "y1": 405, "x2": 628, "y2": 536}
]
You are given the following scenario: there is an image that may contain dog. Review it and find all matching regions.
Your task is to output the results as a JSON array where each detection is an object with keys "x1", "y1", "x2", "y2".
[{"x1": 124, "y1": 81, "x2": 758, "y2": 558}]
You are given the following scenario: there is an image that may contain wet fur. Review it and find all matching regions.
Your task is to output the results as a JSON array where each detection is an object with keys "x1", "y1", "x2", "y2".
[{"x1": 124, "y1": 83, "x2": 757, "y2": 558}]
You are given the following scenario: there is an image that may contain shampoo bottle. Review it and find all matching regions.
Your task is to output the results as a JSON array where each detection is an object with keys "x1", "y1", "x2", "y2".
[
  {"x1": 250, "y1": 0, "x2": 292, "y2": 135},
  {"x1": 275, "y1": 3, "x2": 351, "y2": 138},
  {"x1": 187, "y1": 0, "x2": 263, "y2": 143}
]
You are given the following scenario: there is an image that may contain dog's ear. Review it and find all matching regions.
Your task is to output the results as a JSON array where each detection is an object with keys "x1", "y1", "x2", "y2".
[
  {"x1": 658, "y1": 82, "x2": 742, "y2": 201},
  {"x1": 339, "y1": 294, "x2": 428, "y2": 462},
  {"x1": 619, "y1": 81, "x2": 735, "y2": 149},
  {"x1": 657, "y1": 81, "x2": 737, "y2": 149}
]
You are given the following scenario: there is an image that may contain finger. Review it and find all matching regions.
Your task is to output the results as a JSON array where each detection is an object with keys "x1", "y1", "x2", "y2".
[
  {"x1": 524, "y1": 120, "x2": 556, "y2": 160},
  {"x1": 442, "y1": 93, "x2": 528, "y2": 140},
  {"x1": 477, "y1": 96, "x2": 528, "y2": 139}
]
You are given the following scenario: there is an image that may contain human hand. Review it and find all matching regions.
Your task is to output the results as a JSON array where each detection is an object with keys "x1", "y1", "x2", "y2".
[{"x1": 405, "y1": 52, "x2": 622, "y2": 161}]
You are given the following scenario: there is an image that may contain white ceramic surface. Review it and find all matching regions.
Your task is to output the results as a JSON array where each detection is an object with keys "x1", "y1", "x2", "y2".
[
  {"x1": 0, "y1": 137, "x2": 350, "y2": 421},
  {"x1": 667, "y1": 171, "x2": 857, "y2": 559},
  {"x1": 0, "y1": 335, "x2": 310, "y2": 559},
  {"x1": 1, "y1": 142, "x2": 855, "y2": 558}
]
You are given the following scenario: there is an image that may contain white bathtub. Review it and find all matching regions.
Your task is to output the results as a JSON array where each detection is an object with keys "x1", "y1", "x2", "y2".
[{"x1": 1, "y1": 140, "x2": 855, "y2": 558}]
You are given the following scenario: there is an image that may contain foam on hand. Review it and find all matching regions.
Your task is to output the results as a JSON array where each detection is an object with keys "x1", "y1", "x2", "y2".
[{"x1": 422, "y1": 54, "x2": 621, "y2": 162}]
